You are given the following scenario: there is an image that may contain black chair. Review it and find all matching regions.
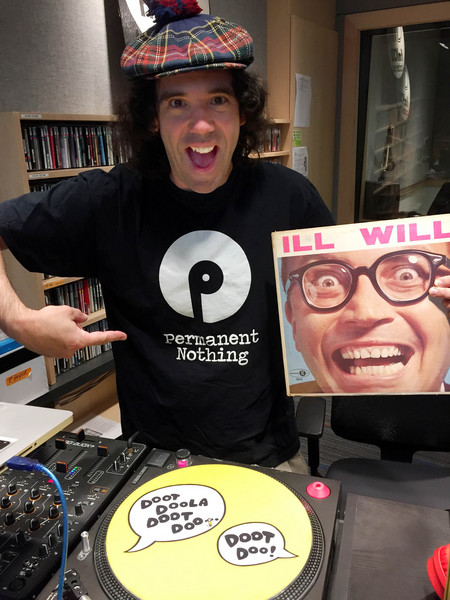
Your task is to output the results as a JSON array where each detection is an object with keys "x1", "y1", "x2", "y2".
[{"x1": 296, "y1": 395, "x2": 450, "y2": 514}]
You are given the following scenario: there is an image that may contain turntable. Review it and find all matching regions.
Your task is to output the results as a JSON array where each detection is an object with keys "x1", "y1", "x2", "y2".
[{"x1": 37, "y1": 451, "x2": 341, "y2": 600}]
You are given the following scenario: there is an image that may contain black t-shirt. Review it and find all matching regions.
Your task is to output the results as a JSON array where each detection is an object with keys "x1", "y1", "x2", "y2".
[{"x1": 0, "y1": 161, "x2": 334, "y2": 466}]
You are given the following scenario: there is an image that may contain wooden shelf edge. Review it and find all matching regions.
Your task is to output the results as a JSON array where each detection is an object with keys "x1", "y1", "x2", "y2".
[
  {"x1": 261, "y1": 151, "x2": 291, "y2": 158},
  {"x1": 43, "y1": 276, "x2": 83, "y2": 290},
  {"x1": 17, "y1": 112, "x2": 116, "y2": 122},
  {"x1": 82, "y1": 308, "x2": 107, "y2": 327},
  {"x1": 28, "y1": 165, "x2": 114, "y2": 180}
]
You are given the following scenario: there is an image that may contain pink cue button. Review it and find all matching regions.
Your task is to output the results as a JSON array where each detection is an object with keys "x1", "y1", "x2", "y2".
[{"x1": 306, "y1": 481, "x2": 331, "y2": 499}]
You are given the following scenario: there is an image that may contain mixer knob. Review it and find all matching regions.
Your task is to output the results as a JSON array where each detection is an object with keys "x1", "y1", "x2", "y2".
[
  {"x1": 57, "y1": 523, "x2": 64, "y2": 537},
  {"x1": 53, "y1": 493, "x2": 61, "y2": 505},
  {"x1": 113, "y1": 460, "x2": 120, "y2": 471},
  {"x1": 48, "y1": 533, "x2": 57, "y2": 547},
  {"x1": 4, "y1": 512, "x2": 15, "y2": 526},
  {"x1": 48, "y1": 505, "x2": 59, "y2": 519},
  {"x1": 23, "y1": 501, "x2": 34, "y2": 514},
  {"x1": 38, "y1": 544, "x2": 49, "y2": 557},
  {"x1": 15, "y1": 530, "x2": 26, "y2": 546},
  {"x1": 29, "y1": 518, "x2": 40, "y2": 532},
  {"x1": 119, "y1": 452, "x2": 127, "y2": 463},
  {"x1": 74, "y1": 502, "x2": 84, "y2": 516},
  {"x1": 7, "y1": 483, "x2": 17, "y2": 495},
  {"x1": 1, "y1": 496, "x2": 11, "y2": 509},
  {"x1": 30, "y1": 487, "x2": 40, "y2": 500}
]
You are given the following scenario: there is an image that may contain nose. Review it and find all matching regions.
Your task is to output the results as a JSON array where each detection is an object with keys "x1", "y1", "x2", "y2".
[
  {"x1": 189, "y1": 104, "x2": 215, "y2": 135},
  {"x1": 341, "y1": 274, "x2": 394, "y2": 326}
]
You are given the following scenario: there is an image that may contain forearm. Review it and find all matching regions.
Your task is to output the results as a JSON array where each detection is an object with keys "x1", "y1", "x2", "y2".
[
  {"x1": 0, "y1": 245, "x2": 127, "y2": 357},
  {"x1": 0, "y1": 249, "x2": 34, "y2": 343}
]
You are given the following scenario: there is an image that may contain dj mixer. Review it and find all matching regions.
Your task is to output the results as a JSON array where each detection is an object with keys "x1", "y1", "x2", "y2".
[
  {"x1": 27, "y1": 445, "x2": 342, "y2": 600},
  {"x1": 0, "y1": 430, "x2": 147, "y2": 600}
]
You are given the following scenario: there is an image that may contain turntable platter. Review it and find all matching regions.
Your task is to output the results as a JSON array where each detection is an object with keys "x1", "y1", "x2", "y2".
[{"x1": 94, "y1": 464, "x2": 324, "y2": 600}]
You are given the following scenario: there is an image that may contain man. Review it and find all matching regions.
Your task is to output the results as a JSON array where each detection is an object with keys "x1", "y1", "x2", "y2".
[
  {"x1": 282, "y1": 243, "x2": 450, "y2": 394},
  {"x1": 0, "y1": 1, "x2": 448, "y2": 470}
]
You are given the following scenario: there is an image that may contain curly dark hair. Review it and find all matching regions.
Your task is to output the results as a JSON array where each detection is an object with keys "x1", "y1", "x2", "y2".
[{"x1": 115, "y1": 69, "x2": 272, "y2": 179}]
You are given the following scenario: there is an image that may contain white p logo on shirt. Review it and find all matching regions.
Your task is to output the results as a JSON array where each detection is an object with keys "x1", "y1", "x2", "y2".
[{"x1": 159, "y1": 231, "x2": 251, "y2": 323}]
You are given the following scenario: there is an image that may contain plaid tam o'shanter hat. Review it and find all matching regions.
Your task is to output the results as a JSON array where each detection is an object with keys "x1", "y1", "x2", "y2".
[{"x1": 120, "y1": 0, "x2": 254, "y2": 80}]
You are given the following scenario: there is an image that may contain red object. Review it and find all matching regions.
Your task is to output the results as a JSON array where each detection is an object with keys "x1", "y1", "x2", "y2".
[
  {"x1": 306, "y1": 481, "x2": 331, "y2": 499},
  {"x1": 427, "y1": 544, "x2": 450, "y2": 599}
]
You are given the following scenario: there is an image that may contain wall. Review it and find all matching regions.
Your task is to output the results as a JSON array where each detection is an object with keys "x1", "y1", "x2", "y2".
[
  {"x1": 0, "y1": 0, "x2": 126, "y2": 114},
  {"x1": 267, "y1": 0, "x2": 337, "y2": 207},
  {"x1": 0, "y1": 0, "x2": 267, "y2": 116},
  {"x1": 210, "y1": 0, "x2": 267, "y2": 80},
  {"x1": 336, "y1": 0, "x2": 448, "y2": 14}
]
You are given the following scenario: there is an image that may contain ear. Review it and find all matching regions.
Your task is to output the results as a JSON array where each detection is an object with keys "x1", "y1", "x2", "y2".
[
  {"x1": 285, "y1": 300, "x2": 295, "y2": 328},
  {"x1": 285, "y1": 300, "x2": 303, "y2": 353},
  {"x1": 150, "y1": 118, "x2": 159, "y2": 134},
  {"x1": 239, "y1": 113, "x2": 246, "y2": 127}
]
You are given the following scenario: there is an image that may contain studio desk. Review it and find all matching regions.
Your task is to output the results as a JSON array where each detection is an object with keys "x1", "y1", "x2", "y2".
[{"x1": 0, "y1": 433, "x2": 446, "y2": 600}]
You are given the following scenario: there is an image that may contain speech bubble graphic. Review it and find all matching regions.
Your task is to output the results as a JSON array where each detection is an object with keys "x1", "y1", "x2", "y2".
[
  {"x1": 217, "y1": 522, "x2": 296, "y2": 566},
  {"x1": 127, "y1": 484, "x2": 225, "y2": 552}
]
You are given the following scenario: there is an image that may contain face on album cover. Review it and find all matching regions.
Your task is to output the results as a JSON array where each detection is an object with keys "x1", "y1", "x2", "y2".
[{"x1": 273, "y1": 214, "x2": 450, "y2": 396}]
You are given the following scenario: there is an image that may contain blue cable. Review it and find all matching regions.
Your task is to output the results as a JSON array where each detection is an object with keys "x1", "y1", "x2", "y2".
[{"x1": 6, "y1": 456, "x2": 69, "y2": 600}]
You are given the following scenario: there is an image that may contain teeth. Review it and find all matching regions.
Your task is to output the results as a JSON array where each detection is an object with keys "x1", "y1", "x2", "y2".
[
  {"x1": 190, "y1": 146, "x2": 214, "y2": 154},
  {"x1": 349, "y1": 362, "x2": 405, "y2": 376},
  {"x1": 340, "y1": 346, "x2": 402, "y2": 360}
]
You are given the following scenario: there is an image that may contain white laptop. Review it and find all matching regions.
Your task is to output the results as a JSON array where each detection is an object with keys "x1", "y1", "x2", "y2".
[{"x1": 0, "y1": 402, "x2": 73, "y2": 471}]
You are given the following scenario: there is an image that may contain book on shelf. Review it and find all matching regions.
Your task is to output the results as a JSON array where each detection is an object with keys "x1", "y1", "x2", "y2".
[
  {"x1": 43, "y1": 276, "x2": 109, "y2": 377},
  {"x1": 20, "y1": 122, "x2": 123, "y2": 172},
  {"x1": 44, "y1": 277, "x2": 104, "y2": 314},
  {"x1": 261, "y1": 125, "x2": 281, "y2": 153},
  {"x1": 53, "y1": 318, "x2": 112, "y2": 375}
]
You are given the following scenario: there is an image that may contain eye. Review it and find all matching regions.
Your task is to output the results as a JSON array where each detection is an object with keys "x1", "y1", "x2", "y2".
[
  {"x1": 298, "y1": 265, "x2": 350, "y2": 309},
  {"x1": 211, "y1": 95, "x2": 228, "y2": 106},
  {"x1": 316, "y1": 275, "x2": 339, "y2": 287},
  {"x1": 396, "y1": 268, "x2": 419, "y2": 282},
  {"x1": 391, "y1": 266, "x2": 426, "y2": 285},
  {"x1": 306, "y1": 265, "x2": 350, "y2": 289},
  {"x1": 302, "y1": 265, "x2": 350, "y2": 302},
  {"x1": 168, "y1": 98, "x2": 186, "y2": 108}
]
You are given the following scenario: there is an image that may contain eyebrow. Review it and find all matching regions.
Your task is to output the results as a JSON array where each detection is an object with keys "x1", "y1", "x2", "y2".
[{"x1": 157, "y1": 86, "x2": 235, "y2": 103}]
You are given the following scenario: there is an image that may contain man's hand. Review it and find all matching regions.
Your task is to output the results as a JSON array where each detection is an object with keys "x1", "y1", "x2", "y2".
[
  {"x1": 0, "y1": 250, "x2": 126, "y2": 358},
  {"x1": 13, "y1": 304, "x2": 127, "y2": 358},
  {"x1": 429, "y1": 275, "x2": 450, "y2": 311}
]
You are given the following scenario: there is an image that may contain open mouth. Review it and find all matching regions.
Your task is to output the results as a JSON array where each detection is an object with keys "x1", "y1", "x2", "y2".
[
  {"x1": 333, "y1": 344, "x2": 412, "y2": 376},
  {"x1": 187, "y1": 146, "x2": 217, "y2": 169}
]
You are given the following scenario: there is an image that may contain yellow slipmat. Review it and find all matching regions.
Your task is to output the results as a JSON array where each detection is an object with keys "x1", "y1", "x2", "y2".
[{"x1": 94, "y1": 464, "x2": 324, "y2": 600}]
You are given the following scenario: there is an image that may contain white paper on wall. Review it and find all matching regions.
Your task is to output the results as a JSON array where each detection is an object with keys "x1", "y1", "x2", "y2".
[
  {"x1": 294, "y1": 74, "x2": 311, "y2": 128},
  {"x1": 292, "y1": 146, "x2": 308, "y2": 177}
]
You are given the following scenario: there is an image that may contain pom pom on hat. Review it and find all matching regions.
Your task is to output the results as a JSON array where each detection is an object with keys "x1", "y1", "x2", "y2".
[
  {"x1": 143, "y1": 0, "x2": 202, "y2": 26},
  {"x1": 121, "y1": 0, "x2": 253, "y2": 80}
]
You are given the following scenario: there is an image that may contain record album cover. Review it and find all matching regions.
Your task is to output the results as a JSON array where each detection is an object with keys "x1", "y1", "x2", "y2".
[{"x1": 272, "y1": 214, "x2": 450, "y2": 396}]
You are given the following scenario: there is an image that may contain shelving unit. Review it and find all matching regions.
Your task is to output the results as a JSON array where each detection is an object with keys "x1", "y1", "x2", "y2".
[
  {"x1": 258, "y1": 119, "x2": 292, "y2": 167},
  {"x1": 0, "y1": 112, "x2": 119, "y2": 387}
]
